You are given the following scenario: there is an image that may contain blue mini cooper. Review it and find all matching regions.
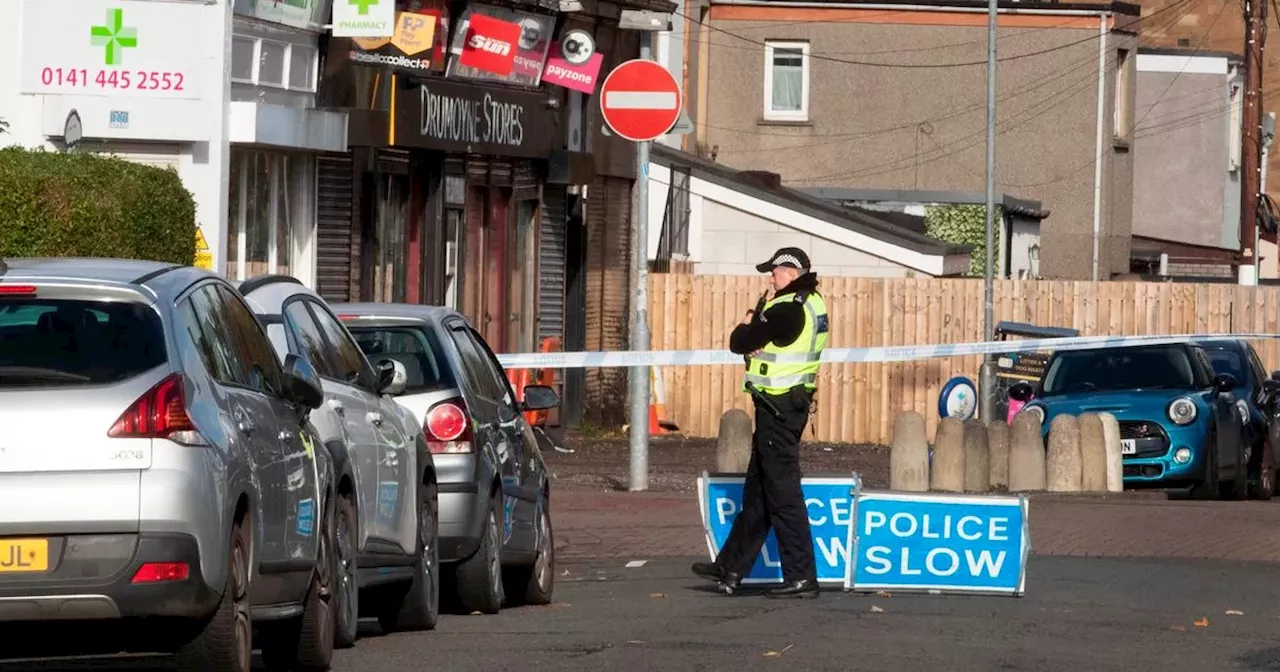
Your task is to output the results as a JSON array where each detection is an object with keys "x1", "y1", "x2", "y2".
[{"x1": 1009, "y1": 342, "x2": 1249, "y2": 500}]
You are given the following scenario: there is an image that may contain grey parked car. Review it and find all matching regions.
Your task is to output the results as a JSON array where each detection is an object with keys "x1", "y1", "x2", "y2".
[
  {"x1": 332, "y1": 303, "x2": 558, "y2": 614},
  {"x1": 238, "y1": 275, "x2": 440, "y2": 646},
  {"x1": 0, "y1": 258, "x2": 334, "y2": 672}
]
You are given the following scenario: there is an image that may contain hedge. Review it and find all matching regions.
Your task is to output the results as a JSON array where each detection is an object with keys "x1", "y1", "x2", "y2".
[{"x1": 0, "y1": 146, "x2": 196, "y2": 265}]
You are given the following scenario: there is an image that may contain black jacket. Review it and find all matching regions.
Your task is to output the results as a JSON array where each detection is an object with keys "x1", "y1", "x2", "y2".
[{"x1": 729, "y1": 272, "x2": 820, "y2": 355}]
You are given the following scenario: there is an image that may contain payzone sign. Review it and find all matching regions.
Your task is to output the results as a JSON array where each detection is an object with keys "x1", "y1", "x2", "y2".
[
  {"x1": 847, "y1": 491, "x2": 1028, "y2": 595},
  {"x1": 20, "y1": 0, "x2": 207, "y2": 99},
  {"x1": 698, "y1": 475, "x2": 855, "y2": 584}
]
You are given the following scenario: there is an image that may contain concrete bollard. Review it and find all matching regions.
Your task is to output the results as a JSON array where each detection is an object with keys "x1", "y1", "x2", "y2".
[
  {"x1": 1077, "y1": 413, "x2": 1108, "y2": 492},
  {"x1": 1008, "y1": 411, "x2": 1047, "y2": 491},
  {"x1": 1098, "y1": 413, "x2": 1124, "y2": 493},
  {"x1": 1046, "y1": 414, "x2": 1083, "y2": 493},
  {"x1": 715, "y1": 409, "x2": 753, "y2": 473},
  {"x1": 987, "y1": 421, "x2": 1011, "y2": 490},
  {"x1": 930, "y1": 417, "x2": 966, "y2": 493},
  {"x1": 890, "y1": 411, "x2": 930, "y2": 492},
  {"x1": 963, "y1": 419, "x2": 991, "y2": 493}
]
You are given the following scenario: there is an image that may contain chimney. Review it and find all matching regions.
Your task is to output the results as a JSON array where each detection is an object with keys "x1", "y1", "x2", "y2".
[{"x1": 740, "y1": 170, "x2": 783, "y2": 190}]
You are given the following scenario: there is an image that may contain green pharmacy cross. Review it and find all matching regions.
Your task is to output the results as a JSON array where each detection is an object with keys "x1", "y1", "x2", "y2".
[
  {"x1": 91, "y1": 9, "x2": 138, "y2": 66},
  {"x1": 349, "y1": 0, "x2": 379, "y2": 15}
]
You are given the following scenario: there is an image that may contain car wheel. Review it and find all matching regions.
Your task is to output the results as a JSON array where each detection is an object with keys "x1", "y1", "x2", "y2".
[
  {"x1": 1222, "y1": 436, "x2": 1249, "y2": 501},
  {"x1": 333, "y1": 494, "x2": 359, "y2": 649},
  {"x1": 1190, "y1": 434, "x2": 1220, "y2": 501},
  {"x1": 454, "y1": 489, "x2": 504, "y2": 615},
  {"x1": 1250, "y1": 437, "x2": 1276, "y2": 500},
  {"x1": 506, "y1": 493, "x2": 555, "y2": 606},
  {"x1": 261, "y1": 497, "x2": 336, "y2": 671},
  {"x1": 173, "y1": 518, "x2": 252, "y2": 672},
  {"x1": 377, "y1": 481, "x2": 441, "y2": 632}
]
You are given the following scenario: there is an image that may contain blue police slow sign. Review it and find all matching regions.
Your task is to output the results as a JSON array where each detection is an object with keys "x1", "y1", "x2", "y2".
[
  {"x1": 846, "y1": 490, "x2": 1028, "y2": 595},
  {"x1": 698, "y1": 473, "x2": 856, "y2": 585}
]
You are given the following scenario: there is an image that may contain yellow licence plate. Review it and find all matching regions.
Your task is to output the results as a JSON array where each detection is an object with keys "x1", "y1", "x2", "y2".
[{"x1": 0, "y1": 539, "x2": 49, "y2": 573}]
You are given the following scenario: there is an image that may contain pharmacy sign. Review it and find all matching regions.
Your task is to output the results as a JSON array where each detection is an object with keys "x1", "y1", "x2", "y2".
[{"x1": 332, "y1": 0, "x2": 394, "y2": 37}]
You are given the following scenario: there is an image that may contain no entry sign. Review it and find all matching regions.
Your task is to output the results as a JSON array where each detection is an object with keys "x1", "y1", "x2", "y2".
[{"x1": 599, "y1": 59, "x2": 682, "y2": 142}]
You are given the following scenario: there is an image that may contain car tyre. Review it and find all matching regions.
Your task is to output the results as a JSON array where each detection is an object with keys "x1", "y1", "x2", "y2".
[
  {"x1": 506, "y1": 493, "x2": 554, "y2": 606},
  {"x1": 378, "y1": 481, "x2": 441, "y2": 632},
  {"x1": 173, "y1": 518, "x2": 252, "y2": 672},
  {"x1": 1191, "y1": 433, "x2": 1220, "y2": 501},
  {"x1": 1250, "y1": 437, "x2": 1276, "y2": 501},
  {"x1": 261, "y1": 497, "x2": 335, "y2": 671},
  {"x1": 333, "y1": 494, "x2": 359, "y2": 648},
  {"x1": 454, "y1": 489, "x2": 504, "y2": 615},
  {"x1": 1222, "y1": 436, "x2": 1249, "y2": 501}
]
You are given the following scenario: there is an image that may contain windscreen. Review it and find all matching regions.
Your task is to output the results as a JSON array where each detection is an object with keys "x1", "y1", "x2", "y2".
[
  {"x1": 0, "y1": 298, "x2": 167, "y2": 388},
  {"x1": 350, "y1": 326, "x2": 453, "y2": 394},
  {"x1": 1039, "y1": 345, "x2": 1202, "y2": 396}
]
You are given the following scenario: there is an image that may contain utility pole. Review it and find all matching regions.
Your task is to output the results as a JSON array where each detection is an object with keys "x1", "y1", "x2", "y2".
[
  {"x1": 1240, "y1": 0, "x2": 1266, "y2": 285},
  {"x1": 978, "y1": 0, "x2": 998, "y2": 424}
]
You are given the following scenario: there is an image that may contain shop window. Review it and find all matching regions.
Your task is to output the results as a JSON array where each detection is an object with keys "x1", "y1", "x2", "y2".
[
  {"x1": 226, "y1": 149, "x2": 313, "y2": 283},
  {"x1": 371, "y1": 174, "x2": 411, "y2": 303}
]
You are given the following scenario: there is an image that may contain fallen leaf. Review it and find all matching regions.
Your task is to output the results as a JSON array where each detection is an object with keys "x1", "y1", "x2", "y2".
[
  {"x1": 763, "y1": 651, "x2": 780, "y2": 658},
  {"x1": 1226, "y1": 610, "x2": 1244, "y2": 616},
  {"x1": 625, "y1": 560, "x2": 648, "y2": 568},
  {"x1": 627, "y1": 640, "x2": 645, "y2": 645},
  {"x1": 876, "y1": 590, "x2": 892, "y2": 598},
  {"x1": 470, "y1": 610, "x2": 483, "y2": 616},
  {"x1": 561, "y1": 569, "x2": 571, "y2": 576},
  {"x1": 650, "y1": 592, "x2": 667, "y2": 599},
  {"x1": 1170, "y1": 625, "x2": 1187, "y2": 632},
  {"x1": 1194, "y1": 617, "x2": 1210, "y2": 628},
  {"x1": 870, "y1": 605, "x2": 885, "y2": 613}
]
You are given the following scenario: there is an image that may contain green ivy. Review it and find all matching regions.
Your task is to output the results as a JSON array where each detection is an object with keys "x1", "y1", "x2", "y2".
[
  {"x1": 0, "y1": 147, "x2": 196, "y2": 265},
  {"x1": 924, "y1": 204, "x2": 1004, "y2": 277}
]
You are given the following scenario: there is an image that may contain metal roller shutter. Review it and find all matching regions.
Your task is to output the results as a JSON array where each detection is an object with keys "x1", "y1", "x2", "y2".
[
  {"x1": 583, "y1": 175, "x2": 633, "y2": 425},
  {"x1": 538, "y1": 185, "x2": 567, "y2": 343},
  {"x1": 87, "y1": 142, "x2": 180, "y2": 170},
  {"x1": 316, "y1": 154, "x2": 355, "y2": 302},
  {"x1": 513, "y1": 160, "x2": 539, "y2": 202}
]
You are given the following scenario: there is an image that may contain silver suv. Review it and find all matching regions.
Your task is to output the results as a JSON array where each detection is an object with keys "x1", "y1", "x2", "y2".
[
  {"x1": 0, "y1": 258, "x2": 334, "y2": 672},
  {"x1": 334, "y1": 303, "x2": 558, "y2": 615},
  {"x1": 238, "y1": 275, "x2": 441, "y2": 646}
]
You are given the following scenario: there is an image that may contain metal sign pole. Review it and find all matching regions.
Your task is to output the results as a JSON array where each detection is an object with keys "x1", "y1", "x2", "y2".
[
  {"x1": 979, "y1": 0, "x2": 998, "y2": 425},
  {"x1": 628, "y1": 30, "x2": 654, "y2": 492}
]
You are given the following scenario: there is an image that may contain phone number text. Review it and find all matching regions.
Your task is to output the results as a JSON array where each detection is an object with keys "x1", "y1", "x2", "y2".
[{"x1": 39, "y1": 67, "x2": 187, "y2": 92}]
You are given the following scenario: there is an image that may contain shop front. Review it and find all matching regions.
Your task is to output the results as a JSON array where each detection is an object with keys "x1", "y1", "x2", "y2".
[{"x1": 390, "y1": 77, "x2": 560, "y2": 354}]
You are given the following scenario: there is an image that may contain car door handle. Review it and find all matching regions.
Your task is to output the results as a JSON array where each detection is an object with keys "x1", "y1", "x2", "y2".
[
  {"x1": 328, "y1": 400, "x2": 345, "y2": 414},
  {"x1": 367, "y1": 411, "x2": 383, "y2": 425},
  {"x1": 278, "y1": 430, "x2": 294, "y2": 442},
  {"x1": 237, "y1": 420, "x2": 256, "y2": 435}
]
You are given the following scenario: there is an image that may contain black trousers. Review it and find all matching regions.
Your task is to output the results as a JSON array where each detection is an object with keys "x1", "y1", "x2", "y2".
[{"x1": 715, "y1": 386, "x2": 816, "y2": 583}]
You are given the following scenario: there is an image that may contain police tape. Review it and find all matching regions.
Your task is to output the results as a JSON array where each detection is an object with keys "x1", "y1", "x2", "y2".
[{"x1": 494, "y1": 332, "x2": 1280, "y2": 369}]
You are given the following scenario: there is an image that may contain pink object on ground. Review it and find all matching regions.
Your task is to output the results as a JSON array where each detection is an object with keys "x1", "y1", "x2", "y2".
[{"x1": 1007, "y1": 397, "x2": 1027, "y2": 424}]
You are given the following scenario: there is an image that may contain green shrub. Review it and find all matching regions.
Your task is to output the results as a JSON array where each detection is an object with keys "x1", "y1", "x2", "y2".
[
  {"x1": 924, "y1": 204, "x2": 1004, "y2": 277},
  {"x1": 0, "y1": 146, "x2": 196, "y2": 265}
]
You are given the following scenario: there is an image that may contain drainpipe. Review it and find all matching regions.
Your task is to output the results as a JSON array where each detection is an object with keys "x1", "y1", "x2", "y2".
[{"x1": 1090, "y1": 14, "x2": 1108, "y2": 281}]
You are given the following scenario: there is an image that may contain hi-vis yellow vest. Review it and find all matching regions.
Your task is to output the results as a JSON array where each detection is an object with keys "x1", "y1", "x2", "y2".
[{"x1": 743, "y1": 291, "x2": 829, "y2": 395}]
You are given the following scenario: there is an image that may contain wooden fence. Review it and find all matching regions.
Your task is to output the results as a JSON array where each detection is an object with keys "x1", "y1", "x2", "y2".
[{"x1": 647, "y1": 275, "x2": 1280, "y2": 445}]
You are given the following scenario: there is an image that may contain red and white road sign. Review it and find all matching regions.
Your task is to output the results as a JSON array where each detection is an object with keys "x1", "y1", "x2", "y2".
[{"x1": 599, "y1": 59, "x2": 682, "y2": 142}]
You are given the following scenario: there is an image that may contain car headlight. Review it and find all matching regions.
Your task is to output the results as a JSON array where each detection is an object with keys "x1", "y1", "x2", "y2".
[
  {"x1": 1022, "y1": 404, "x2": 1045, "y2": 425},
  {"x1": 1168, "y1": 397, "x2": 1197, "y2": 425}
]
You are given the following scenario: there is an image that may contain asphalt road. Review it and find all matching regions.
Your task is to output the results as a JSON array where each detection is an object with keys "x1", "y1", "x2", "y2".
[{"x1": 5, "y1": 555, "x2": 1279, "y2": 672}]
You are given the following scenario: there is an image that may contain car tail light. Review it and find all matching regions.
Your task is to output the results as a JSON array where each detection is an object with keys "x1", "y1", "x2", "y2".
[
  {"x1": 131, "y1": 562, "x2": 190, "y2": 583},
  {"x1": 108, "y1": 373, "x2": 207, "y2": 445},
  {"x1": 0, "y1": 284, "x2": 37, "y2": 296},
  {"x1": 425, "y1": 398, "x2": 474, "y2": 454}
]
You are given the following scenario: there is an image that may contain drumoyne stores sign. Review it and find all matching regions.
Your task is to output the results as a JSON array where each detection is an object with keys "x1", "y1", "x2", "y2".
[{"x1": 392, "y1": 79, "x2": 556, "y2": 157}]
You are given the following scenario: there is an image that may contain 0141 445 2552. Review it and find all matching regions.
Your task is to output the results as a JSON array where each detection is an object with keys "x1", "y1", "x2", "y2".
[{"x1": 38, "y1": 66, "x2": 185, "y2": 92}]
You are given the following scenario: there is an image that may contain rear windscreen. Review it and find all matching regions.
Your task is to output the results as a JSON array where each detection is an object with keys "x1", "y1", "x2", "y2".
[
  {"x1": 0, "y1": 299, "x2": 167, "y2": 388},
  {"x1": 349, "y1": 326, "x2": 453, "y2": 394}
]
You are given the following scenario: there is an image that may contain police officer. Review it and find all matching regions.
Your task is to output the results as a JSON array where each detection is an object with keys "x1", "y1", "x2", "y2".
[{"x1": 692, "y1": 247, "x2": 827, "y2": 599}]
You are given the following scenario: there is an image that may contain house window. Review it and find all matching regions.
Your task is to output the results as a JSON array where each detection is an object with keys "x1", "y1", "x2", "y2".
[
  {"x1": 258, "y1": 39, "x2": 289, "y2": 87},
  {"x1": 1113, "y1": 48, "x2": 1135, "y2": 143},
  {"x1": 763, "y1": 41, "x2": 809, "y2": 122},
  {"x1": 231, "y1": 36, "x2": 255, "y2": 82},
  {"x1": 229, "y1": 34, "x2": 319, "y2": 93}
]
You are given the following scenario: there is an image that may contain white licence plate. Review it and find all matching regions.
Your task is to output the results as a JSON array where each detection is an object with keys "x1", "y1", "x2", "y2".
[{"x1": 1121, "y1": 439, "x2": 1137, "y2": 455}]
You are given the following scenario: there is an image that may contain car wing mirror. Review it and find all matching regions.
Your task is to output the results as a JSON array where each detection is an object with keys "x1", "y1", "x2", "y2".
[
  {"x1": 520, "y1": 384, "x2": 560, "y2": 411},
  {"x1": 282, "y1": 353, "x2": 324, "y2": 410}
]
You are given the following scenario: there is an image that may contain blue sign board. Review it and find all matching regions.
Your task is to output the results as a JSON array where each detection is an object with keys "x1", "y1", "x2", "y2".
[
  {"x1": 938, "y1": 376, "x2": 978, "y2": 421},
  {"x1": 698, "y1": 473, "x2": 857, "y2": 585},
  {"x1": 846, "y1": 491, "x2": 1028, "y2": 595}
]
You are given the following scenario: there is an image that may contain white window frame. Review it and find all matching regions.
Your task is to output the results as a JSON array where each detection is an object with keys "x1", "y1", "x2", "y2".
[
  {"x1": 231, "y1": 35, "x2": 318, "y2": 93},
  {"x1": 762, "y1": 40, "x2": 810, "y2": 122}
]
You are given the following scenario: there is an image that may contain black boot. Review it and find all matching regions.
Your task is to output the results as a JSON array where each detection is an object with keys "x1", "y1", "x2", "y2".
[
  {"x1": 764, "y1": 578, "x2": 819, "y2": 599},
  {"x1": 691, "y1": 562, "x2": 742, "y2": 592}
]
